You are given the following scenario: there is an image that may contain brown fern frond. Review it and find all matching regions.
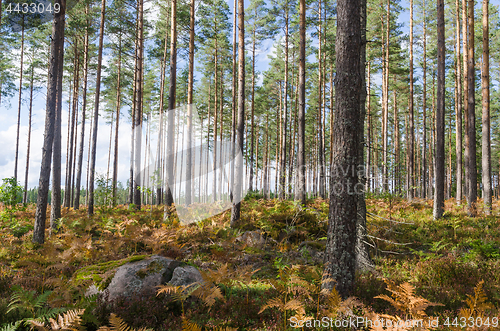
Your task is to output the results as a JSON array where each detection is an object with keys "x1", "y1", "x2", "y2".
[
  {"x1": 107, "y1": 313, "x2": 132, "y2": 331},
  {"x1": 48, "y1": 309, "x2": 85, "y2": 330},
  {"x1": 456, "y1": 280, "x2": 493, "y2": 329},
  {"x1": 283, "y1": 298, "x2": 305, "y2": 316},
  {"x1": 181, "y1": 317, "x2": 202, "y2": 331},
  {"x1": 30, "y1": 309, "x2": 85, "y2": 331},
  {"x1": 376, "y1": 279, "x2": 442, "y2": 320},
  {"x1": 258, "y1": 297, "x2": 284, "y2": 314},
  {"x1": 191, "y1": 284, "x2": 224, "y2": 310},
  {"x1": 30, "y1": 320, "x2": 49, "y2": 331}
]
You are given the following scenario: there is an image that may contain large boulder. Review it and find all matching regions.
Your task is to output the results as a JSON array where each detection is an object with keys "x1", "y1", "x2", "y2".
[{"x1": 84, "y1": 255, "x2": 202, "y2": 300}]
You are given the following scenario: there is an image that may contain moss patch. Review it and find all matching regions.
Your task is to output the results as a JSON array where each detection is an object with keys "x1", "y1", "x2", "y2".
[{"x1": 72, "y1": 255, "x2": 148, "y2": 290}]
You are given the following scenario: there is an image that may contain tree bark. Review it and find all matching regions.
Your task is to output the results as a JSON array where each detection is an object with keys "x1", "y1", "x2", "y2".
[
  {"x1": 318, "y1": 0, "x2": 325, "y2": 199},
  {"x1": 296, "y1": 0, "x2": 306, "y2": 205},
  {"x1": 323, "y1": 0, "x2": 361, "y2": 298},
  {"x1": 481, "y1": 0, "x2": 491, "y2": 214},
  {"x1": 164, "y1": 0, "x2": 177, "y2": 210},
  {"x1": 23, "y1": 49, "x2": 35, "y2": 204},
  {"x1": 74, "y1": 4, "x2": 89, "y2": 209},
  {"x1": 466, "y1": 0, "x2": 477, "y2": 216},
  {"x1": 133, "y1": 0, "x2": 145, "y2": 209},
  {"x1": 230, "y1": 0, "x2": 245, "y2": 227},
  {"x1": 408, "y1": 0, "x2": 414, "y2": 200},
  {"x1": 434, "y1": 0, "x2": 445, "y2": 219},
  {"x1": 455, "y1": 0, "x2": 463, "y2": 204},
  {"x1": 112, "y1": 33, "x2": 122, "y2": 206},
  {"x1": 185, "y1": 0, "x2": 195, "y2": 205},
  {"x1": 64, "y1": 42, "x2": 79, "y2": 208},
  {"x1": 356, "y1": 0, "x2": 373, "y2": 272},
  {"x1": 88, "y1": 0, "x2": 106, "y2": 215},
  {"x1": 14, "y1": 22, "x2": 25, "y2": 182},
  {"x1": 33, "y1": 0, "x2": 66, "y2": 244}
]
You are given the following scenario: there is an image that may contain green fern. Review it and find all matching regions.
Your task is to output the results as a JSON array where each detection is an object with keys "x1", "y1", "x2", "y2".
[
  {"x1": 5, "y1": 286, "x2": 67, "y2": 330},
  {"x1": 0, "y1": 321, "x2": 22, "y2": 331}
]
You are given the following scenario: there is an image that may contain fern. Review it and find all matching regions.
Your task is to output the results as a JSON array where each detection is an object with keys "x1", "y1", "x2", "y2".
[
  {"x1": 452, "y1": 280, "x2": 493, "y2": 331},
  {"x1": 97, "y1": 313, "x2": 152, "y2": 331},
  {"x1": 0, "y1": 321, "x2": 22, "y2": 331},
  {"x1": 29, "y1": 309, "x2": 85, "y2": 331},
  {"x1": 180, "y1": 317, "x2": 202, "y2": 331},
  {"x1": 5, "y1": 286, "x2": 67, "y2": 330},
  {"x1": 157, "y1": 284, "x2": 199, "y2": 316},
  {"x1": 259, "y1": 265, "x2": 314, "y2": 330},
  {"x1": 374, "y1": 279, "x2": 443, "y2": 330}
]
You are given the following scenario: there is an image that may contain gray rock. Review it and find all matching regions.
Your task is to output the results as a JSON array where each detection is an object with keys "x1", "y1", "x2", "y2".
[
  {"x1": 235, "y1": 231, "x2": 266, "y2": 248},
  {"x1": 168, "y1": 265, "x2": 203, "y2": 287},
  {"x1": 92, "y1": 255, "x2": 202, "y2": 301}
]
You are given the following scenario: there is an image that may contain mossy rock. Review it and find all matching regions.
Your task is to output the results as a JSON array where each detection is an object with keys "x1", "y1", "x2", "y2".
[{"x1": 72, "y1": 255, "x2": 148, "y2": 290}]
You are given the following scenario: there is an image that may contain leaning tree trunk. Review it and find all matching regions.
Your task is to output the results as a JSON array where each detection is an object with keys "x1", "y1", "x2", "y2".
[
  {"x1": 323, "y1": 0, "x2": 362, "y2": 299},
  {"x1": 33, "y1": 0, "x2": 66, "y2": 244}
]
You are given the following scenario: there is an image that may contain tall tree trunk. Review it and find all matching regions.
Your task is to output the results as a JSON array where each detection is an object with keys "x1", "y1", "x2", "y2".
[
  {"x1": 466, "y1": 0, "x2": 477, "y2": 216},
  {"x1": 50, "y1": 18, "x2": 65, "y2": 230},
  {"x1": 64, "y1": 42, "x2": 79, "y2": 208},
  {"x1": 408, "y1": 0, "x2": 414, "y2": 200},
  {"x1": 382, "y1": 0, "x2": 390, "y2": 192},
  {"x1": 462, "y1": 0, "x2": 469, "y2": 204},
  {"x1": 133, "y1": 0, "x2": 145, "y2": 209},
  {"x1": 112, "y1": 34, "x2": 122, "y2": 206},
  {"x1": 455, "y1": 0, "x2": 463, "y2": 204},
  {"x1": 74, "y1": 4, "x2": 89, "y2": 209},
  {"x1": 355, "y1": 0, "x2": 373, "y2": 271},
  {"x1": 296, "y1": 0, "x2": 306, "y2": 205},
  {"x1": 249, "y1": 15, "x2": 256, "y2": 192},
  {"x1": 279, "y1": 7, "x2": 289, "y2": 200},
  {"x1": 156, "y1": 7, "x2": 170, "y2": 206},
  {"x1": 434, "y1": 0, "x2": 445, "y2": 219},
  {"x1": 230, "y1": 0, "x2": 237, "y2": 202},
  {"x1": 481, "y1": 0, "x2": 491, "y2": 214},
  {"x1": 393, "y1": 91, "x2": 399, "y2": 193},
  {"x1": 33, "y1": 0, "x2": 66, "y2": 244},
  {"x1": 23, "y1": 50, "x2": 35, "y2": 204},
  {"x1": 366, "y1": 62, "x2": 371, "y2": 192},
  {"x1": 323, "y1": 0, "x2": 361, "y2": 298},
  {"x1": 230, "y1": 0, "x2": 245, "y2": 226},
  {"x1": 164, "y1": 0, "x2": 177, "y2": 210},
  {"x1": 186, "y1": 0, "x2": 194, "y2": 205},
  {"x1": 422, "y1": 4, "x2": 427, "y2": 198},
  {"x1": 318, "y1": 0, "x2": 325, "y2": 199},
  {"x1": 14, "y1": 22, "x2": 25, "y2": 181},
  {"x1": 88, "y1": 0, "x2": 106, "y2": 215}
]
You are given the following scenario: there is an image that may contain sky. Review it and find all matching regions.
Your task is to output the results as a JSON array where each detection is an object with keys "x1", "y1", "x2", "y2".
[{"x1": 0, "y1": 0, "x2": 499, "y2": 191}]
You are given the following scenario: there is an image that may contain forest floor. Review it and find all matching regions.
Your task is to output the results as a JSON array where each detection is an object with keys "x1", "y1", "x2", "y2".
[{"x1": 0, "y1": 196, "x2": 499, "y2": 330}]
